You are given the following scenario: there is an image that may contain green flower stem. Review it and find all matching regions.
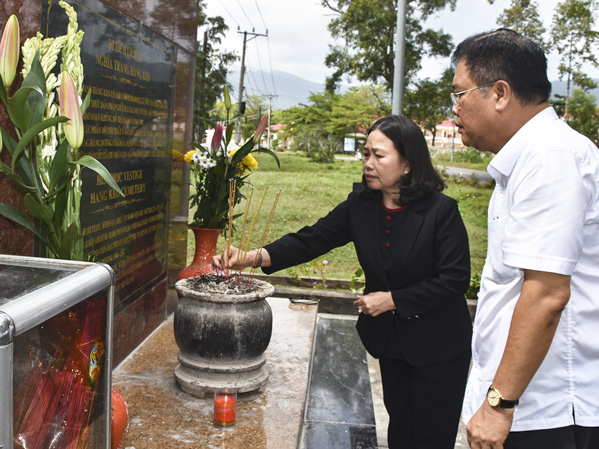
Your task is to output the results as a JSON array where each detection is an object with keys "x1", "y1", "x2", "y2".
[
  {"x1": 26, "y1": 148, "x2": 45, "y2": 200},
  {"x1": 42, "y1": 181, "x2": 65, "y2": 202},
  {"x1": 73, "y1": 164, "x2": 81, "y2": 225},
  {"x1": 35, "y1": 137, "x2": 51, "y2": 191}
]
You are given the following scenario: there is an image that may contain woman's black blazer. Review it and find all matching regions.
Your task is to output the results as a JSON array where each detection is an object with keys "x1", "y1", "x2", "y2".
[{"x1": 263, "y1": 189, "x2": 472, "y2": 366}]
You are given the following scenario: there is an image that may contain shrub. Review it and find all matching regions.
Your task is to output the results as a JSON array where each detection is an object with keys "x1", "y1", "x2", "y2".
[
  {"x1": 454, "y1": 147, "x2": 484, "y2": 164},
  {"x1": 291, "y1": 127, "x2": 339, "y2": 163}
]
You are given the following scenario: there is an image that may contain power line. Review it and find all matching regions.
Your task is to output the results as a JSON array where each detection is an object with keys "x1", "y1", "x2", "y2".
[
  {"x1": 221, "y1": 0, "x2": 276, "y2": 99},
  {"x1": 212, "y1": 1, "x2": 278, "y2": 111},
  {"x1": 252, "y1": 38, "x2": 270, "y2": 93},
  {"x1": 246, "y1": 0, "x2": 276, "y2": 96},
  {"x1": 253, "y1": 0, "x2": 268, "y2": 30},
  {"x1": 244, "y1": 69, "x2": 279, "y2": 98},
  {"x1": 266, "y1": 36, "x2": 277, "y2": 96},
  {"x1": 216, "y1": 0, "x2": 240, "y2": 28},
  {"x1": 235, "y1": 29, "x2": 268, "y2": 143},
  {"x1": 246, "y1": 68, "x2": 261, "y2": 95},
  {"x1": 236, "y1": 0, "x2": 255, "y2": 30}
]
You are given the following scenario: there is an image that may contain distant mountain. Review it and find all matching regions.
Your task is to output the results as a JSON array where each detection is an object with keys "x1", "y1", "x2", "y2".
[
  {"x1": 228, "y1": 69, "x2": 599, "y2": 111},
  {"x1": 550, "y1": 79, "x2": 599, "y2": 100},
  {"x1": 227, "y1": 69, "x2": 358, "y2": 111}
]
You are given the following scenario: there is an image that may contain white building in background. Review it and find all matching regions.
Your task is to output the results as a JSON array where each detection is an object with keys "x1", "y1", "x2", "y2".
[
  {"x1": 268, "y1": 124, "x2": 291, "y2": 150},
  {"x1": 422, "y1": 118, "x2": 465, "y2": 148}
]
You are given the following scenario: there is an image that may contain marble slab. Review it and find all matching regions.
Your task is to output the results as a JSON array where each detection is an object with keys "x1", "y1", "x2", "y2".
[
  {"x1": 112, "y1": 297, "x2": 318, "y2": 448},
  {"x1": 301, "y1": 422, "x2": 378, "y2": 449},
  {"x1": 299, "y1": 314, "x2": 378, "y2": 448}
]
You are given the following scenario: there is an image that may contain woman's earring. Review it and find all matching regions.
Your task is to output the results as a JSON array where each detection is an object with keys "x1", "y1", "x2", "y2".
[{"x1": 404, "y1": 170, "x2": 409, "y2": 174}]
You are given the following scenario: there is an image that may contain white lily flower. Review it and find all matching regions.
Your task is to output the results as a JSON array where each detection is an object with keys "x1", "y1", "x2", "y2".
[{"x1": 41, "y1": 142, "x2": 57, "y2": 160}]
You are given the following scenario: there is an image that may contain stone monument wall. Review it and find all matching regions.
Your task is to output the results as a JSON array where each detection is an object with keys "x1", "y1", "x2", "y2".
[{"x1": 0, "y1": 0, "x2": 197, "y2": 365}]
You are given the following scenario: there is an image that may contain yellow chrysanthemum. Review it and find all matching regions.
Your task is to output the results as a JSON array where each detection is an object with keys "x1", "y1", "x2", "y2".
[
  {"x1": 230, "y1": 149, "x2": 258, "y2": 170},
  {"x1": 171, "y1": 149, "x2": 185, "y2": 162},
  {"x1": 184, "y1": 150, "x2": 198, "y2": 164},
  {"x1": 241, "y1": 153, "x2": 258, "y2": 169}
]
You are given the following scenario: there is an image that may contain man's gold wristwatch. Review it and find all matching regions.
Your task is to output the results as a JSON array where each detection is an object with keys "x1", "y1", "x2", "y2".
[{"x1": 487, "y1": 386, "x2": 519, "y2": 409}]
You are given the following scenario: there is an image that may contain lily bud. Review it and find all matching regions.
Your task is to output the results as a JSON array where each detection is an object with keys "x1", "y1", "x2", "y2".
[
  {"x1": 0, "y1": 15, "x2": 20, "y2": 88},
  {"x1": 253, "y1": 114, "x2": 268, "y2": 144},
  {"x1": 59, "y1": 71, "x2": 84, "y2": 150},
  {"x1": 224, "y1": 86, "x2": 231, "y2": 111},
  {"x1": 211, "y1": 122, "x2": 224, "y2": 153}
]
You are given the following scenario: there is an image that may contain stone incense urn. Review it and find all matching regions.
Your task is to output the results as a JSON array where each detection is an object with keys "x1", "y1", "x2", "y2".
[{"x1": 173, "y1": 276, "x2": 274, "y2": 397}]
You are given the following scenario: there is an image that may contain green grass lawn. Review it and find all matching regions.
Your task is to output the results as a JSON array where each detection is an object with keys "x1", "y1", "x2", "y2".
[
  {"x1": 431, "y1": 147, "x2": 494, "y2": 171},
  {"x1": 188, "y1": 151, "x2": 492, "y2": 297}
]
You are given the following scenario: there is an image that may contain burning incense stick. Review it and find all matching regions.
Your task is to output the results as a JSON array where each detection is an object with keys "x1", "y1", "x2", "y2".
[
  {"x1": 249, "y1": 189, "x2": 281, "y2": 279},
  {"x1": 219, "y1": 182, "x2": 281, "y2": 282},
  {"x1": 236, "y1": 184, "x2": 255, "y2": 270},
  {"x1": 224, "y1": 179, "x2": 237, "y2": 278},
  {"x1": 237, "y1": 184, "x2": 267, "y2": 274}
]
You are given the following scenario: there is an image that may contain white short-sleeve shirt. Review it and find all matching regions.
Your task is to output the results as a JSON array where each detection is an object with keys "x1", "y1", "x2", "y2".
[{"x1": 462, "y1": 107, "x2": 599, "y2": 431}]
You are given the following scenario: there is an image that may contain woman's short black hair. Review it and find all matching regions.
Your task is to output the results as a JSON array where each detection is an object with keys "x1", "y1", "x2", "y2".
[{"x1": 362, "y1": 115, "x2": 445, "y2": 207}]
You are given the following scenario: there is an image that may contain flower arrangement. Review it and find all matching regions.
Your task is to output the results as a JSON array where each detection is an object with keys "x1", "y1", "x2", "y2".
[
  {"x1": 0, "y1": 2, "x2": 122, "y2": 260},
  {"x1": 172, "y1": 87, "x2": 280, "y2": 229}
]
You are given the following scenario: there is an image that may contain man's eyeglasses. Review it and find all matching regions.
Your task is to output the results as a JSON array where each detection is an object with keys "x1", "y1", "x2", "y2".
[{"x1": 450, "y1": 82, "x2": 495, "y2": 107}]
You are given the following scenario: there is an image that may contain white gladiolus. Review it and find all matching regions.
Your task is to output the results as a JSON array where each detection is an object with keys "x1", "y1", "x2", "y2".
[{"x1": 41, "y1": 142, "x2": 57, "y2": 160}]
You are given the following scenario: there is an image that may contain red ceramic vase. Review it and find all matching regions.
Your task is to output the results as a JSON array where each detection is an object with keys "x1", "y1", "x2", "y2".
[
  {"x1": 111, "y1": 387, "x2": 128, "y2": 449},
  {"x1": 176, "y1": 227, "x2": 223, "y2": 281}
]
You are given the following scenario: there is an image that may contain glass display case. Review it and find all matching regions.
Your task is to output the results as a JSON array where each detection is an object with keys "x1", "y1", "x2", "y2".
[{"x1": 0, "y1": 255, "x2": 114, "y2": 449}]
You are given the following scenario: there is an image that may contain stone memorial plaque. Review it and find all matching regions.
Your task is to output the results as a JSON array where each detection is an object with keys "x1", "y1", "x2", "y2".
[{"x1": 43, "y1": 0, "x2": 176, "y2": 310}]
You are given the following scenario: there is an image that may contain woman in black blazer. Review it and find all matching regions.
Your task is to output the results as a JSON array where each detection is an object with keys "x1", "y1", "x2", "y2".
[{"x1": 213, "y1": 115, "x2": 472, "y2": 449}]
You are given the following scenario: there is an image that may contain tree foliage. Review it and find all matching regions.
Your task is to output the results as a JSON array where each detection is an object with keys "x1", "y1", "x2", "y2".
[
  {"x1": 494, "y1": 0, "x2": 548, "y2": 51},
  {"x1": 492, "y1": 0, "x2": 599, "y2": 127},
  {"x1": 194, "y1": 2, "x2": 237, "y2": 141},
  {"x1": 281, "y1": 86, "x2": 390, "y2": 137},
  {"x1": 404, "y1": 69, "x2": 453, "y2": 146},
  {"x1": 321, "y1": 0, "x2": 456, "y2": 91},
  {"x1": 551, "y1": 89, "x2": 599, "y2": 144},
  {"x1": 281, "y1": 91, "x2": 338, "y2": 135},
  {"x1": 568, "y1": 89, "x2": 599, "y2": 144},
  {"x1": 328, "y1": 85, "x2": 392, "y2": 135},
  {"x1": 549, "y1": 0, "x2": 599, "y2": 117},
  {"x1": 279, "y1": 85, "x2": 391, "y2": 162}
]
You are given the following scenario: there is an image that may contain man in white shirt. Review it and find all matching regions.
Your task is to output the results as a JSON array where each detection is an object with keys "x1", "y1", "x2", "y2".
[{"x1": 451, "y1": 29, "x2": 599, "y2": 449}]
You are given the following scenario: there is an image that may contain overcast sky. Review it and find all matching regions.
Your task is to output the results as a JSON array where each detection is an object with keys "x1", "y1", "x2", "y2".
[{"x1": 204, "y1": 0, "x2": 599, "y2": 90}]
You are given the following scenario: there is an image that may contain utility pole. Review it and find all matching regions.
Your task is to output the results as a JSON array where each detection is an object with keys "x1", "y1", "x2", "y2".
[
  {"x1": 392, "y1": 0, "x2": 407, "y2": 115},
  {"x1": 235, "y1": 29, "x2": 268, "y2": 144},
  {"x1": 265, "y1": 93, "x2": 277, "y2": 149},
  {"x1": 196, "y1": 31, "x2": 208, "y2": 144}
]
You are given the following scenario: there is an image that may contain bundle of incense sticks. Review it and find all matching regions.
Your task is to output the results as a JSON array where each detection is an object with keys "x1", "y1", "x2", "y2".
[
  {"x1": 221, "y1": 182, "x2": 281, "y2": 284},
  {"x1": 14, "y1": 298, "x2": 105, "y2": 449},
  {"x1": 15, "y1": 368, "x2": 92, "y2": 449}
]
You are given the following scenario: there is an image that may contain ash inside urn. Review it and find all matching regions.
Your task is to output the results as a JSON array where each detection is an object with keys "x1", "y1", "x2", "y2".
[{"x1": 187, "y1": 275, "x2": 259, "y2": 295}]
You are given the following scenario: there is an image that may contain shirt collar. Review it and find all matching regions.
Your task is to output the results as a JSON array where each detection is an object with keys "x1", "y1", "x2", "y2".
[{"x1": 487, "y1": 106, "x2": 559, "y2": 186}]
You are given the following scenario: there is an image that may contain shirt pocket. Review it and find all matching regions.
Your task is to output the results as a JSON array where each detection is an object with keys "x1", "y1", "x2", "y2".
[{"x1": 487, "y1": 213, "x2": 519, "y2": 283}]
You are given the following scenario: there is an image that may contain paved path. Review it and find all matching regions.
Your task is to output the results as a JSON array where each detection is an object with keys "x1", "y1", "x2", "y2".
[{"x1": 436, "y1": 165, "x2": 493, "y2": 184}]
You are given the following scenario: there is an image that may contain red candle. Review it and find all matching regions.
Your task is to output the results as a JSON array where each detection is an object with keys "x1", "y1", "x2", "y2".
[{"x1": 214, "y1": 392, "x2": 237, "y2": 426}]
